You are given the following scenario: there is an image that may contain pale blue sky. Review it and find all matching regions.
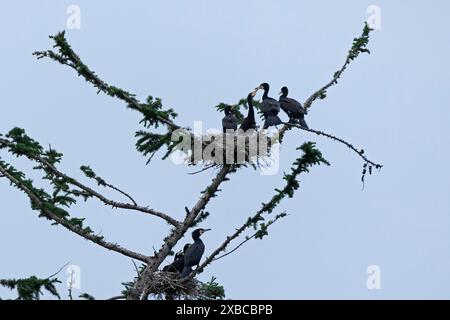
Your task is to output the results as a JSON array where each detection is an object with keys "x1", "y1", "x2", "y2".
[{"x1": 1, "y1": 1, "x2": 450, "y2": 299}]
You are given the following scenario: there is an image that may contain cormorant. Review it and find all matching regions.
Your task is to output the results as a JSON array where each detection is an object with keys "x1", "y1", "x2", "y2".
[
  {"x1": 256, "y1": 83, "x2": 283, "y2": 129},
  {"x1": 222, "y1": 105, "x2": 238, "y2": 133},
  {"x1": 162, "y1": 243, "x2": 190, "y2": 274},
  {"x1": 240, "y1": 90, "x2": 257, "y2": 132},
  {"x1": 279, "y1": 86, "x2": 309, "y2": 129},
  {"x1": 181, "y1": 228, "x2": 211, "y2": 278}
]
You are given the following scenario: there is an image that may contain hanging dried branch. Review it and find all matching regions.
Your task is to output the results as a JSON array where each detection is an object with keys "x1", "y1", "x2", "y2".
[{"x1": 283, "y1": 123, "x2": 382, "y2": 169}]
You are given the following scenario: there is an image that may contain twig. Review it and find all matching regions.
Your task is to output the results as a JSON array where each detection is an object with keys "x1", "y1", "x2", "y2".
[
  {"x1": 188, "y1": 164, "x2": 216, "y2": 175},
  {"x1": 132, "y1": 259, "x2": 141, "y2": 279},
  {"x1": 104, "y1": 182, "x2": 137, "y2": 206},
  {"x1": 283, "y1": 123, "x2": 383, "y2": 169},
  {"x1": 46, "y1": 261, "x2": 70, "y2": 279},
  {"x1": 107, "y1": 295, "x2": 126, "y2": 300},
  {"x1": 212, "y1": 235, "x2": 256, "y2": 262},
  {"x1": 212, "y1": 212, "x2": 287, "y2": 263}
]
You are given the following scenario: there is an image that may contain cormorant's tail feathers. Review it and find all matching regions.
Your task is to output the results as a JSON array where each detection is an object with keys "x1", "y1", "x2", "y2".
[
  {"x1": 298, "y1": 118, "x2": 309, "y2": 130},
  {"x1": 264, "y1": 115, "x2": 283, "y2": 129}
]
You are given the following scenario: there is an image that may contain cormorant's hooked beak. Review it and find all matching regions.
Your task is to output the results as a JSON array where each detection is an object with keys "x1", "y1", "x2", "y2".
[
  {"x1": 250, "y1": 90, "x2": 257, "y2": 97},
  {"x1": 200, "y1": 228, "x2": 211, "y2": 235},
  {"x1": 255, "y1": 85, "x2": 263, "y2": 91}
]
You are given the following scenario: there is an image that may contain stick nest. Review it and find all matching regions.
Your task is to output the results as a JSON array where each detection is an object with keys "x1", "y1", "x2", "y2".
[{"x1": 141, "y1": 271, "x2": 204, "y2": 300}]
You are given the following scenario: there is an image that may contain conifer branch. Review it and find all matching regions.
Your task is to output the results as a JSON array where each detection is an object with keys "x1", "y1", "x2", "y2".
[
  {"x1": 0, "y1": 276, "x2": 61, "y2": 300},
  {"x1": 303, "y1": 23, "x2": 373, "y2": 112},
  {"x1": 0, "y1": 135, "x2": 179, "y2": 227},
  {"x1": 33, "y1": 32, "x2": 180, "y2": 131},
  {"x1": 0, "y1": 165, "x2": 149, "y2": 262}
]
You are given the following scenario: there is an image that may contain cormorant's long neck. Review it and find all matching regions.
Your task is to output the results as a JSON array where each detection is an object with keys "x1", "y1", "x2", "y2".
[
  {"x1": 262, "y1": 88, "x2": 269, "y2": 100},
  {"x1": 247, "y1": 96, "x2": 254, "y2": 116},
  {"x1": 192, "y1": 234, "x2": 202, "y2": 242}
]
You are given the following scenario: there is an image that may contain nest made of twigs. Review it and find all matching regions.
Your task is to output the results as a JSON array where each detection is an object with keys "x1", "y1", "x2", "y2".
[
  {"x1": 141, "y1": 271, "x2": 203, "y2": 300},
  {"x1": 170, "y1": 129, "x2": 280, "y2": 168}
]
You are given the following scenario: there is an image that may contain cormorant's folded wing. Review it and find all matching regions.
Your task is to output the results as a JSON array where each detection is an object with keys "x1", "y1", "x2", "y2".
[{"x1": 260, "y1": 99, "x2": 280, "y2": 113}]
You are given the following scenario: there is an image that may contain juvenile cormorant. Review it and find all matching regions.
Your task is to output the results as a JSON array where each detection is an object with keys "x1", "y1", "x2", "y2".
[
  {"x1": 240, "y1": 90, "x2": 257, "y2": 132},
  {"x1": 256, "y1": 83, "x2": 283, "y2": 129},
  {"x1": 162, "y1": 243, "x2": 190, "y2": 273},
  {"x1": 279, "y1": 86, "x2": 309, "y2": 129},
  {"x1": 181, "y1": 228, "x2": 211, "y2": 278},
  {"x1": 222, "y1": 105, "x2": 238, "y2": 133}
]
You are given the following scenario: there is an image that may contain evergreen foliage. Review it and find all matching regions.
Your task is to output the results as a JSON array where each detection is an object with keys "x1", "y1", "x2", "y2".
[{"x1": 0, "y1": 276, "x2": 61, "y2": 300}]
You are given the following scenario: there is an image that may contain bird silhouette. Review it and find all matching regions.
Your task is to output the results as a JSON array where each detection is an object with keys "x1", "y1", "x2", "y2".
[
  {"x1": 222, "y1": 105, "x2": 238, "y2": 133},
  {"x1": 279, "y1": 86, "x2": 309, "y2": 129},
  {"x1": 181, "y1": 228, "x2": 211, "y2": 278},
  {"x1": 162, "y1": 243, "x2": 190, "y2": 274},
  {"x1": 240, "y1": 90, "x2": 257, "y2": 132},
  {"x1": 256, "y1": 83, "x2": 283, "y2": 129}
]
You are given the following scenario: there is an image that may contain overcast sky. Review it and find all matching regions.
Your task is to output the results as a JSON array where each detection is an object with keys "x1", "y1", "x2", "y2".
[{"x1": 1, "y1": 0, "x2": 450, "y2": 299}]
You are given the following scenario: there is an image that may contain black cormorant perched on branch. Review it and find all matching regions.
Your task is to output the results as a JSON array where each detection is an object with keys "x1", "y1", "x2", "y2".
[
  {"x1": 279, "y1": 86, "x2": 309, "y2": 129},
  {"x1": 162, "y1": 243, "x2": 190, "y2": 274},
  {"x1": 222, "y1": 105, "x2": 238, "y2": 133},
  {"x1": 240, "y1": 90, "x2": 257, "y2": 132},
  {"x1": 256, "y1": 83, "x2": 283, "y2": 129},
  {"x1": 181, "y1": 228, "x2": 211, "y2": 278}
]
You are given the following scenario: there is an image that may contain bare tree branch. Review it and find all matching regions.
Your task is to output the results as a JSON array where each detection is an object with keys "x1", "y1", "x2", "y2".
[{"x1": 46, "y1": 262, "x2": 70, "y2": 279}]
